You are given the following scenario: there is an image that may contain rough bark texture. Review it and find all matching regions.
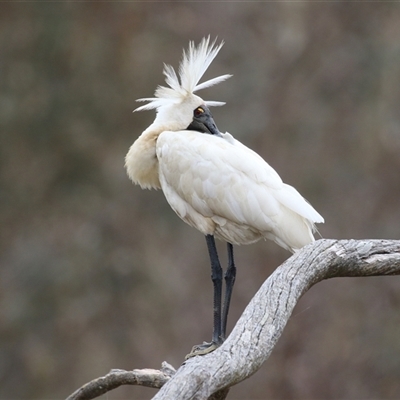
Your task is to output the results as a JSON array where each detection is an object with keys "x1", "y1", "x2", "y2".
[
  {"x1": 66, "y1": 239, "x2": 400, "y2": 400},
  {"x1": 153, "y1": 239, "x2": 400, "y2": 399}
]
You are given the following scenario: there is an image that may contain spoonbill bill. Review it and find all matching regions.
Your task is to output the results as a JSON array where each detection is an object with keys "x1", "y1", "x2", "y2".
[{"x1": 125, "y1": 37, "x2": 324, "y2": 358}]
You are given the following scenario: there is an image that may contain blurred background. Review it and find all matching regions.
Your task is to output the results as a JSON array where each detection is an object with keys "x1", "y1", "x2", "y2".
[{"x1": 1, "y1": 2, "x2": 400, "y2": 399}]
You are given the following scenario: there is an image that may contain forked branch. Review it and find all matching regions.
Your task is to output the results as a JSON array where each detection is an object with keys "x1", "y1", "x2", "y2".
[{"x1": 66, "y1": 239, "x2": 400, "y2": 400}]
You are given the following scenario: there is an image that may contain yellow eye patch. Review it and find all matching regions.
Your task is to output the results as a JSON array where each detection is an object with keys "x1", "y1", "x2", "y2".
[{"x1": 194, "y1": 107, "x2": 205, "y2": 117}]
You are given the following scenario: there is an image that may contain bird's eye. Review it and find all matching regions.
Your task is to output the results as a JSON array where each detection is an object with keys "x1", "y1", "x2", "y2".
[{"x1": 194, "y1": 107, "x2": 204, "y2": 117}]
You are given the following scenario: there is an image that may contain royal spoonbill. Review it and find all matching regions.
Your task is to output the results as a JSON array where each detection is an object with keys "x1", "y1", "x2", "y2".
[{"x1": 125, "y1": 37, "x2": 324, "y2": 358}]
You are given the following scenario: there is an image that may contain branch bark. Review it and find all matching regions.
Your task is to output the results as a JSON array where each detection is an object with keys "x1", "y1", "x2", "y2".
[
  {"x1": 66, "y1": 362, "x2": 176, "y2": 400},
  {"x1": 66, "y1": 239, "x2": 400, "y2": 400}
]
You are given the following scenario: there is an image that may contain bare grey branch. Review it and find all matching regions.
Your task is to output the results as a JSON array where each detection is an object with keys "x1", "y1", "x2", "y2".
[{"x1": 65, "y1": 239, "x2": 400, "y2": 400}]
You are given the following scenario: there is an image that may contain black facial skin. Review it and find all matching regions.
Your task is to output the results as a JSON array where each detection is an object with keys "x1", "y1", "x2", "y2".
[{"x1": 186, "y1": 105, "x2": 222, "y2": 137}]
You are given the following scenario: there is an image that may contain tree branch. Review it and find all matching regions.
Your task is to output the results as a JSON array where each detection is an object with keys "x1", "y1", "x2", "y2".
[
  {"x1": 66, "y1": 362, "x2": 176, "y2": 400},
  {"x1": 66, "y1": 239, "x2": 400, "y2": 400}
]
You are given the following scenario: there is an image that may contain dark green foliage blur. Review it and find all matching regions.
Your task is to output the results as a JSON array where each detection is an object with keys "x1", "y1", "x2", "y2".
[{"x1": 1, "y1": 2, "x2": 400, "y2": 399}]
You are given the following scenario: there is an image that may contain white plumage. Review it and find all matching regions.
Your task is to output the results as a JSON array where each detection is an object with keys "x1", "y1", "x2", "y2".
[
  {"x1": 125, "y1": 37, "x2": 324, "y2": 356},
  {"x1": 157, "y1": 130, "x2": 322, "y2": 252},
  {"x1": 126, "y1": 37, "x2": 323, "y2": 253}
]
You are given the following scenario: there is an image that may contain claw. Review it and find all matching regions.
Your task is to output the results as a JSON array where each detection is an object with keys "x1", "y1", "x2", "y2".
[{"x1": 185, "y1": 340, "x2": 222, "y2": 360}]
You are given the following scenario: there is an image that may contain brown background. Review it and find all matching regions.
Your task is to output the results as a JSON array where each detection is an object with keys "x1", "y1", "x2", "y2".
[{"x1": 1, "y1": 2, "x2": 400, "y2": 399}]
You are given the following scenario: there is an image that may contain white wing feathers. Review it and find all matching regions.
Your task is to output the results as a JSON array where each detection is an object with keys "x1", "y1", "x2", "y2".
[
  {"x1": 134, "y1": 37, "x2": 232, "y2": 112},
  {"x1": 274, "y1": 184, "x2": 324, "y2": 224},
  {"x1": 157, "y1": 131, "x2": 323, "y2": 251}
]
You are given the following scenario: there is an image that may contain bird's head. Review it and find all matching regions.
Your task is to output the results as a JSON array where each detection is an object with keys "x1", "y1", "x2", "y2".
[{"x1": 134, "y1": 37, "x2": 231, "y2": 134}]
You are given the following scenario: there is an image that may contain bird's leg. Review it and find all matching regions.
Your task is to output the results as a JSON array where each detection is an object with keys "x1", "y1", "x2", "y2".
[
  {"x1": 186, "y1": 234, "x2": 223, "y2": 359},
  {"x1": 221, "y1": 242, "x2": 236, "y2": 339},
  {"x1": 208, "y1": 234, "x2": 224, "y2": 344}
]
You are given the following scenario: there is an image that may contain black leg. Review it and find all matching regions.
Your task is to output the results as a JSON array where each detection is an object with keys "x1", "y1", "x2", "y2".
[
  {"x1": 222, "y1": 242, "x2": 236, "y2": 339},
  {"x1": 205, "y1": 234, "x2": 223, "y2": 344},
  {"x1": 185, "y1": 234, "x2": 223, "y2": 359}
]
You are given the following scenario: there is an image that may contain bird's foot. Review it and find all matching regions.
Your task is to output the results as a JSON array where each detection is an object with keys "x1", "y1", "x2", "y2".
[{"x1": 185, "y1": 339, "x2": 223, "y2": 360}]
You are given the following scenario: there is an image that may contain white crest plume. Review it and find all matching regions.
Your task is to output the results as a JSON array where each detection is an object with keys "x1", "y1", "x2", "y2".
[{"x1": 134, "y1": 36, "x2": 232, "y2": 112}]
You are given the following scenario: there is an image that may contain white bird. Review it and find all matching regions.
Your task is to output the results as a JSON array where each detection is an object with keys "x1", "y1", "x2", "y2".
[{"x1": 125, "y1": 37, "x2": 324, "y2": 357}]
